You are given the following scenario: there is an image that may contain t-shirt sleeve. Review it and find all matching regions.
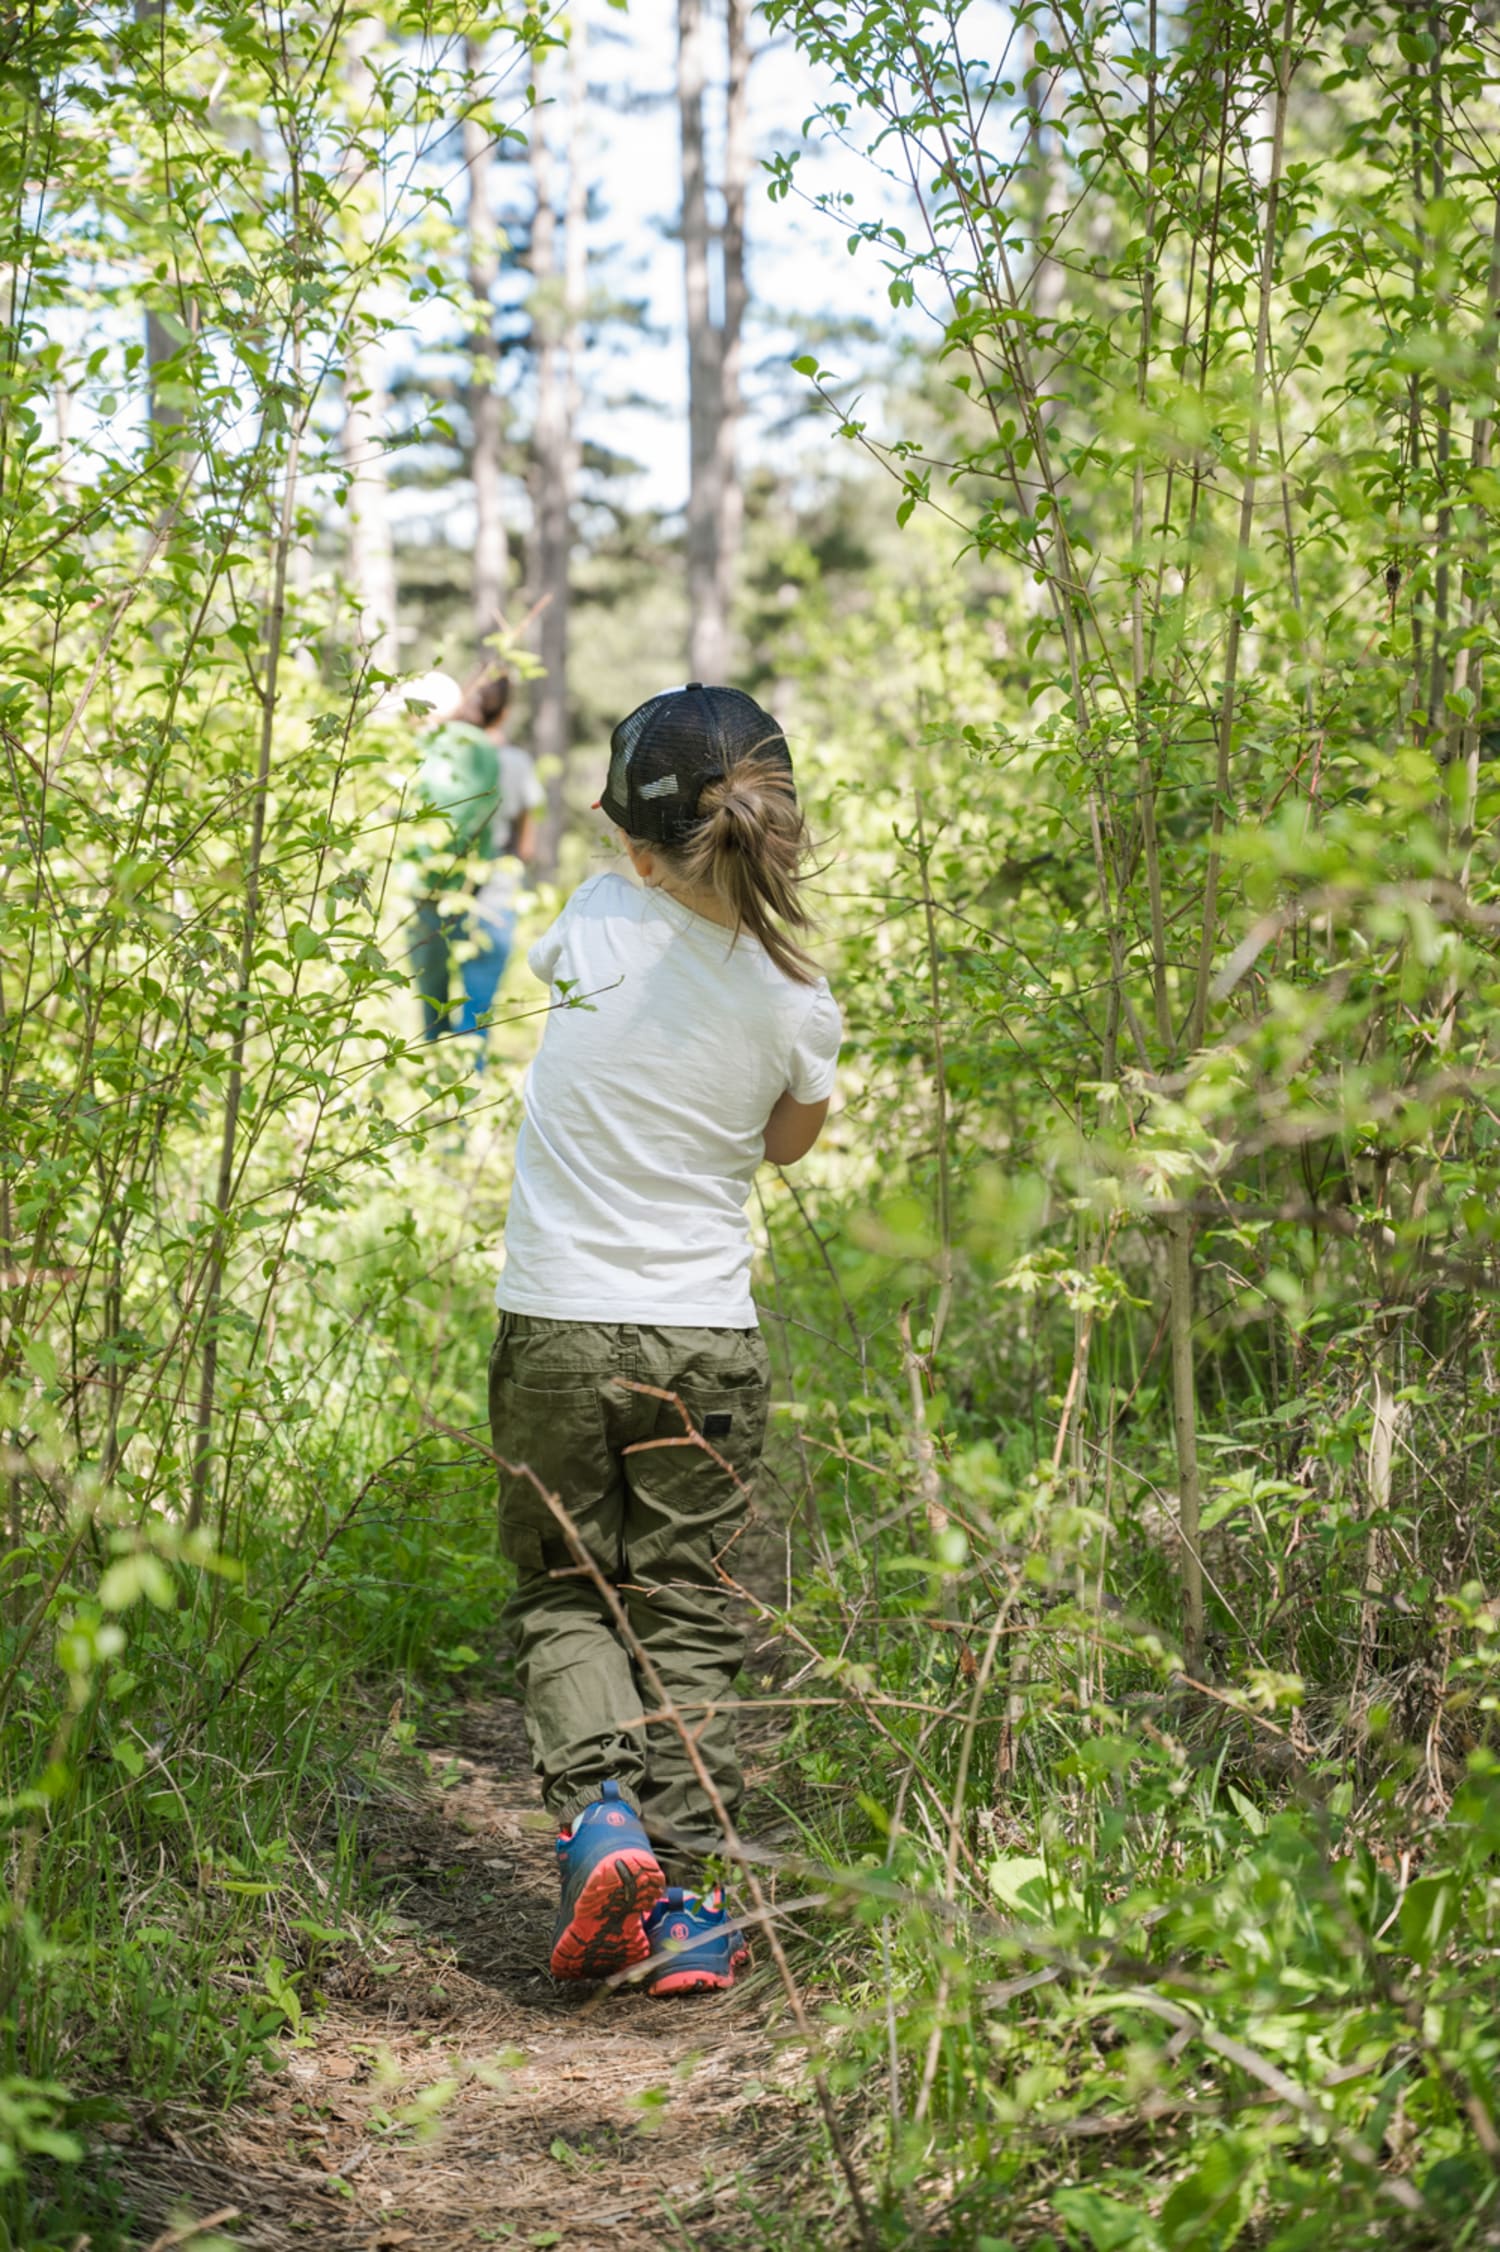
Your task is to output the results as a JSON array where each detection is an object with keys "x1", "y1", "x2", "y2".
[
  {"x1": 527, "y1": 872, "x2": 603, "y2": 985},
  {"x1": 785, "y1": 981, "x2": 842, "y2": 1104},
  {"x1": 527, "y1": 907, "x2": 567, "y2": 986},
  {"x1": 518, "y1": 753, "x2": 546, "y2": 814},
  {"x1": 497, "y1": 746, "x2": 547, "y2": 827}
]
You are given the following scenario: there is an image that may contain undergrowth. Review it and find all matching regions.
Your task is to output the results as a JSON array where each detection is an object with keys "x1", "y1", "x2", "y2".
[{"x1": 12, "y1": 0, "x2": 1500, "y2": 2247}]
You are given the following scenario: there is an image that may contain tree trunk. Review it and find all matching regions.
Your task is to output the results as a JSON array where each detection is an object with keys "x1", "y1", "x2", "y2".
[
  {"x1": 1025, "y1": 8, "x2": 1065, "y2": 333},
  {"x1": 677, "y1": 0, "x2": 748, "y2": 680},
  {"x1": 341, "y1": 20, "x2": 398, "y2": 677},
  {"x1": 135, "y1": 0, "x2": 186, "y2": 447},
  {"x1": 716, "y1": 0, "x2": 748, "y2": 641},
  {"x1": 1354, "y1": 1326, "x2": 1401, "y2": 1713},
  {"x1": 465, "y1": 36, "x2": 509, "y2": 646},
  {"x1": 145, "y1": 309, "x2": 184, "y2": 442},
  {"x1": 1166, "y1": 1212, "x2": 1206, "y2": 1677},
  {"x1": 563, "y1": 25, "x2": 587, "y2": 513},
  {"x1": 342, "y1": 354, "x2": 398, "y2": 676},
  {"x1": 528, "y1": 24, "x2": 585, "y2": 864}
]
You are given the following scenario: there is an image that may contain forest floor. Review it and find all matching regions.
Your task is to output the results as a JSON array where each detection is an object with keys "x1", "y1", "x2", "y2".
[{"x1": 109, "y1": 1697, "x2": 817, "y2": 2252}]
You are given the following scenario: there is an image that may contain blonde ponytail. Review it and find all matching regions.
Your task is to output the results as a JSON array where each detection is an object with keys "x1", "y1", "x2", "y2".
[{"x1": 657, "y1": 754, "x2": 817, "y2": 983}]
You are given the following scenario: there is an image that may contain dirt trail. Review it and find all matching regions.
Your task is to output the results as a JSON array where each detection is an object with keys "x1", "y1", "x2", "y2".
[{"x1": 117, "y1": 1700, "x2": 813, "y2": 2252}]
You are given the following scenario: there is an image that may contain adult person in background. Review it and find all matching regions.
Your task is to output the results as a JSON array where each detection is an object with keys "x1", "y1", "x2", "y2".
[{"x1": 409, "y1": 668, "x2": 545, "y2": 1061}]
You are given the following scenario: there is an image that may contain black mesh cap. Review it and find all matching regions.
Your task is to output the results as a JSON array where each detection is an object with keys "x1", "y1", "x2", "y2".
[{"x1": 598, "y1": 683, "x2": 794, "y2": 843}]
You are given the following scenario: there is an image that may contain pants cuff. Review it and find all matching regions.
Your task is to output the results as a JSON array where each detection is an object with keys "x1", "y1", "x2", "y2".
[{"x1": 552, "y1": 1779, "x2": 645, "y2": 1830}]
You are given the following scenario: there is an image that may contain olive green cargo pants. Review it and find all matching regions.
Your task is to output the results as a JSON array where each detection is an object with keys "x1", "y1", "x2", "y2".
[{"x1": 488, "y1": 1311, "x2": 771, "y2": 1876}]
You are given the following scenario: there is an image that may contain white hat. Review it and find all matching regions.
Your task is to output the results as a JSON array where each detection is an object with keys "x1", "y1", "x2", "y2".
[{"x1": 374, "y1": 670, "x2": 462, "y2": 724}]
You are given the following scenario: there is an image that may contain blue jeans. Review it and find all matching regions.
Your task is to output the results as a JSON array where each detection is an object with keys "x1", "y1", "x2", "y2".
[{"x1": 411, "y1": 894, "x2": 517, "y2": 1050}]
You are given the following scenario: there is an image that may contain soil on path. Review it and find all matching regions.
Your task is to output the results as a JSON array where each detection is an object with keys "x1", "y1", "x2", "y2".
[{"x1": 116, "y1": 1699, "x2": 813, "y2": 2252}]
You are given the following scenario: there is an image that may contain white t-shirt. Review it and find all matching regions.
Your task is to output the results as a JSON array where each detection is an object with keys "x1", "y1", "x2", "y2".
[
  {"x1": 496, "y1": 869, "x2": 842, "y2": 1326},
  {"x1": 474, "y1": 746, "x2": 547, "y2": 921}
]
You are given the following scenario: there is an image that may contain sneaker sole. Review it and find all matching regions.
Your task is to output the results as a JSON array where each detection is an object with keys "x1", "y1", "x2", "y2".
[
  {"x1": 648, "y1": 1964, "x2": 735, "y2": 1996},
  {"x1": 550, "y1": 1848, "x2": 665, "y2": 1982},
  {"x1": 646, "y1": 1942, "x2": 748, "y2": 1996}
]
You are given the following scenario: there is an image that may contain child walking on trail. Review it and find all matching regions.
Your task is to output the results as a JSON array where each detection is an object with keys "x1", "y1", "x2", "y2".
[{"x1": 488, "y1": 684, "x2": 841, "y2": 1996}]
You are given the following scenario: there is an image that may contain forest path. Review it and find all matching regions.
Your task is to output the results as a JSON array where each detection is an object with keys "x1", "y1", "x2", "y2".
[{"x1": 119, "y1": 1699, "x2": 810, "y2": 2252}]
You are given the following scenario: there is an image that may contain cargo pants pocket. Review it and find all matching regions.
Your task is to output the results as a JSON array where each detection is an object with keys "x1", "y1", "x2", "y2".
[
  {"x1": 621, "y1": 1340, "x2": 771, "y2": 1586},
  {"x1": 488, "y1": 1318, "x2": 620, "y2": 1579}
]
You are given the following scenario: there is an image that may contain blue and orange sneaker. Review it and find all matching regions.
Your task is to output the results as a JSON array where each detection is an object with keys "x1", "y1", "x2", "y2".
[
  {"x1": 550, "y1": 1782, "x2": 665, "y2": 1981},
  {"x1": 641, "y1": 1886, "x2": 750, "y2": 1997}
]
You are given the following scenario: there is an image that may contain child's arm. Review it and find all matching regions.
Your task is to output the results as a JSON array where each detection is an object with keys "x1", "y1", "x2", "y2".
[
  {"x1": 769, "y1": 982, "x2": 839, "y2": 1162},
  {"x1": 763, "y1": 1090, "x2": 829, "y2": 1165}
]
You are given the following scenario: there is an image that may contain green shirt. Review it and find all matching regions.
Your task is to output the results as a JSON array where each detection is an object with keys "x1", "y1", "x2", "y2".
[{"x1": 416, "y1": 720, "x2": 502, "y2": 854}]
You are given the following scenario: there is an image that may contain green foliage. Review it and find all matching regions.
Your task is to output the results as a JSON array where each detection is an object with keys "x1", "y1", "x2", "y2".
[
  {"x1": 740, "y1": 0, "x2": 1500, "y2": 2238},
  {"x1": 0, "y1": 1, "x2": 541, "y2": 2239},
  {"x1": 11, "y1": 0, "x2": 1500, "y2": 2244}
]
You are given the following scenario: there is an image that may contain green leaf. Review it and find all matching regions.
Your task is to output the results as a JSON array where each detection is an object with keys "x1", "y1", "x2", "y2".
[
  {"x1": 1400, "y1": 1873, "x2": 1460, "y2": 1966},
  {"x1": 20, "y1": 1336, "x2": 59, "y2": 1388},
  {"x1": 1053, "y1": 2187, "x2": 1157, "y2": 2250},
  {"x1": 261, "y1": 1953, "x2": 303, "y2": 2033},
  {"x1": 437, "y1": 1643, "x2": 482, "y2": 1671},
  {"x1": 1159, "y1": 2136, "x2": 1258, "y2": 2247},
  {"x1": 98, "y1": 1551, "x2": 174, "y2": 1612},
  {"x1": 986, "y1": 1854, "x2": 1050, "y2": 1916}
]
